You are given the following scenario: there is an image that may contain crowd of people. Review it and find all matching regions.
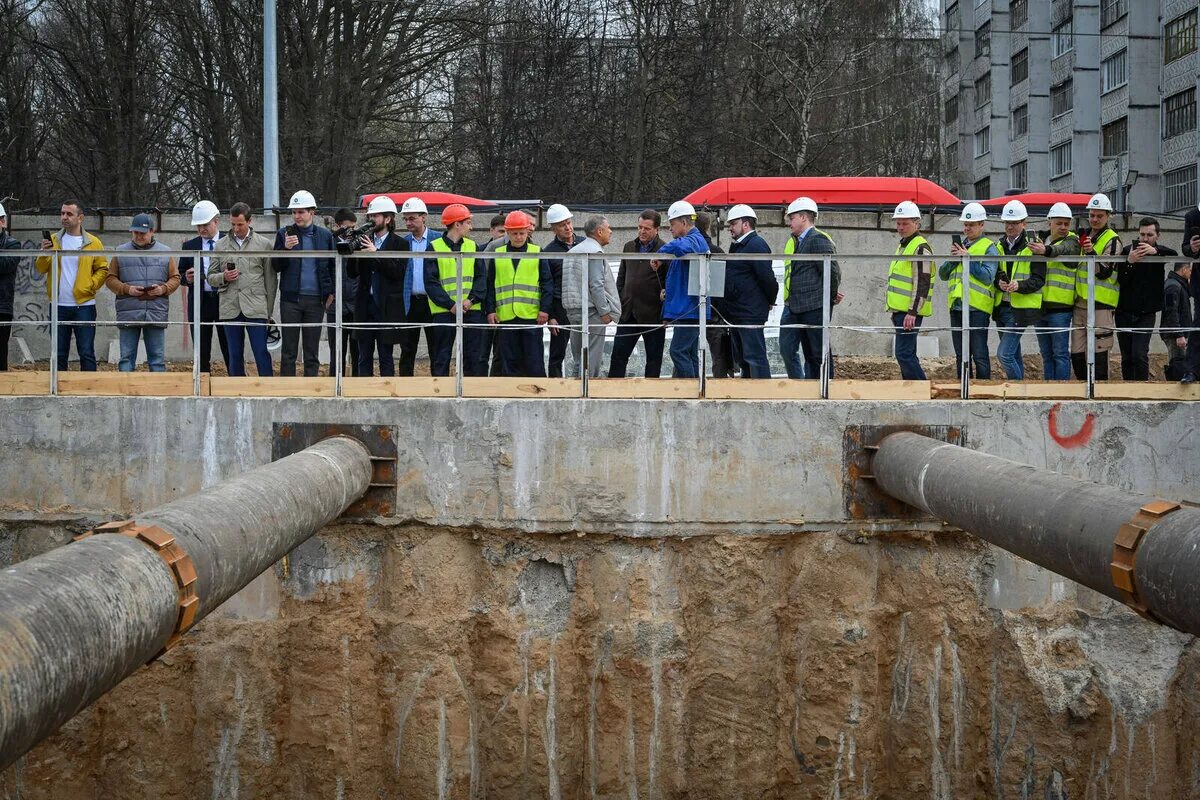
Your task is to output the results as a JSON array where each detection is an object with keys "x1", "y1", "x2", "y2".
[{"x1": 3, "y1": 189, "x2": 1198, "y2": 384}]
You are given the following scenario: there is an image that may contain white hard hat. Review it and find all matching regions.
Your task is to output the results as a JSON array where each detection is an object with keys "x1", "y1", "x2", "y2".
[
  {"x1": 786, "y1": 196, "x2": 818, "y2": 217},
  {"x1": 545, "y1": 203, "x2": 573, "y2": 225},
  {"x1": 366, "y1": 196, "x2": 398, "y2": 215},
  {"x1": 0, "y1": 201, "x2": 6, "y2": 218},
  {"x1": 959, "y1": 202, "x2": 987, "y2": 223},
  {"x1": 667, "y1": 200, "x2": 696, "y2": 221},
  {"x1": 1087, "y1": 193, "x2": 1113, "y2": 213},
  {"x1": 400, "y1": 196, "x2": 428, "y2": 215},
  {"x1": 1047, "y1": 202, "x2": 1073, "y2": 220},
  {"x1": 727, "y1": 203, "x2": 757, "y2": 221},
  {"x1": 191, "y1": 200, "x2": 220, "y2": 225},
  {"x1": 892, "y1": 200, "x2": 921, "y2": 219},
  {"x1": 287, "y1": 190, "x2": 317, "y2": 210},
  {"x1": 1000, "y1": 199, "x2": 1028, "y2": 222}
]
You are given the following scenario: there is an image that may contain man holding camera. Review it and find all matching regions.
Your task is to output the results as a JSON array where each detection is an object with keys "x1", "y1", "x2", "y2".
[
  {"x1": 210, "y1": 202, "x2": 276, "y2": 377},
  {"x1": 328, "y1": 207, "x2": 360, "y2": 376},
  {"x1": 349, "y1": 196, "x2": 410, "y2": 377}
]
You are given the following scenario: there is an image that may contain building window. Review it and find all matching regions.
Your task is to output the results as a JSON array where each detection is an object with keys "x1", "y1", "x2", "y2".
[
  {"x1": 1050, "y1": 142, "x2": 1072, "y2": 177},
  {"x1": 1165, "y1": 10, "x2": 1197, "y2": 64},
  {"x1": 1010, "y1": 161, "x2": 1027, "y2": 191},
  {"x1": 1163, "y1": 88, "x2": 1197, "y2": 139},
  {"x1": 974, "y1": 177, "x2": 991, "y2": 199},
  {"x1": 1011, "y1": 48, "x2": 1028, "y2": 85},
  {"x1": 1100, "y1": 0, "x2": 1126, "y2": 30},
  {"x1": 1051, "y1": 80, "x2": 1073, "y2": 117},
  {"x1": 1102, "y1": 117, "x2": 1128, "y2": 157},
  {"x1": 945, "y1": 3, "x2": 958, "y2": 36},
  {"x1": 974, "y1": 127, "x2": 990, "y2": 157},
  {"x1": 946, "y1": 47, "x2": 959, "y2": 74},
  {"x1": 1011, "y1": 0, "x2": 1027, "y2": 30},
  {"x1": 975, "y1": 74, "x2": 991, "y2": 108},
  {"x1": 945, "y1": 94, "x2": 958, "y2": 125},
  {"x1": 1164, "y1": 165, "x2": 1197, "y2": 211},
  {"x1": 1011, "y1": 104, "x2": 1028, "y2": 139},
  {"x1": 944, "y1": 143, "x2": 957, "y2": 173},
  {"x1": 1102, "y1": 50, "x2": 1127, "y2": 93},
  {"x1": 976, "y1": 21, "x2": 991, "y2": 58},
  {"x1": 1052, "y1": 18, "x2": 1073, "y2": 58}
]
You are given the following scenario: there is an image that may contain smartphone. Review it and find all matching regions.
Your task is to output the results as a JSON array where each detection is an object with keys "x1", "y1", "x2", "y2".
[
  {"x1": 951, "y1": 233, "x2": 963, "y2": 248},
  {"x1": 42, "y1": 230, "x2": 52, "y2": 242}
]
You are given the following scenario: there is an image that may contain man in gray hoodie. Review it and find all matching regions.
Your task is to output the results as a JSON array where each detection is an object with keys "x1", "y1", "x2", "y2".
[{"x1": 563, "y1": 215, "x2": 621, "y2": 377}]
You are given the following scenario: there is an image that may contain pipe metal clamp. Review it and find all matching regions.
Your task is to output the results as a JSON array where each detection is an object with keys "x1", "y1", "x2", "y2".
[
  {"x1": 1110, "y1": 500, "x2": 1181, "y2": 622},
  {"x1": 79, "y1": 520, "x2": 200, "y2": 657}
]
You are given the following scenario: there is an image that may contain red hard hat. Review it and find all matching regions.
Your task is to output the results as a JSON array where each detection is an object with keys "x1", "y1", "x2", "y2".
[
  {"x1": 441, "y1": 203, "x2": 471, "y2": 226},
  {"x1": 504, "y1": 210, "x2": 531, "y2": 230}
]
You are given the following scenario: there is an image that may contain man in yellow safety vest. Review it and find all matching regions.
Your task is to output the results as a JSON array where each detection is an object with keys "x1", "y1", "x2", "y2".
[
  {"x1": 991, "y1": 199, "x2": 1044, "y2": 380},
  {"x1": 1072, "y1": 192, "x2": 1123, "y2": 381},
  {"x1": 885, "y1": 201, "x2": 935, "y2": 380},
  {"x1": 426, "y1": 203, "x2": 487, "y2": 376},
  {"x1": 486, "y1": 211, "x2": 553, "y2": 377},
  {"x1": 939, "y1": 202, "x2": 999, "y2": 379}
]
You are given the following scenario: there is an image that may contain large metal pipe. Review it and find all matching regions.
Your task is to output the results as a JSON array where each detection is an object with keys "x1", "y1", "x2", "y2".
[
  {"x1": 872, "y1": 432, "x2": 1200, "y2": 637},
  {"x1": 0, "y1": 436, "x2": 372, "y2": 770}
]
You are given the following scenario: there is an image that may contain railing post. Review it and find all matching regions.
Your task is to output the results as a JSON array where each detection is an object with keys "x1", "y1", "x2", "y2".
[
  {"x1": 580, "y1": 251, "x2": 590, "y2": 397},
  {"x1": 698, "y1": 252, "x2": 708, "y2": 396},
  {"x1": 820, "y1": 254, "x2": 831, "y2": 399},
  {"x1": 334, "y1": 252, "x2": 343, "y2": 397},
  {"x1": 959, "y1": 253, "x2": 970, "y2": 400},
  {"x1": 455, "y1": 251, "x2": 464, "y2": 399},
  {"x1": 192, "y1": 249, "x2": 202, "y2": 396},
  {"x1": 1086, "y1": 255, "x2": 1096, "y2": 399},
  {"x1": 49, "y1": 251, "x2": 59, "y2": 395}
]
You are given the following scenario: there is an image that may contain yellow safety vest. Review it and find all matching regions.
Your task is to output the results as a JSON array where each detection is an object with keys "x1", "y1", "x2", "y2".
[
  {"x1": 494, "y1": 244, "x2": 542, "y2": 321},
  {"x1": 886, "y1": 235, "x2": 935, "y2": 317},
  {"x1": 783, "y1": 228, "x2": 834, "y2": 301},
  {"x1": 428, "y1": 236, "x2": 478, "y2": 314},
  {"x1": 946, "y1": 237, "x2": 997, "y2": 315},
  {"x1": 1075, "y1": 228, "x2": 1121, "y2": 308},
  {"x1": 1042, "y1": 232, "x2": 1079, "y2": 306},
  {"x1": 993, "y1": 239, "x2": 1042, "y2": 310}
]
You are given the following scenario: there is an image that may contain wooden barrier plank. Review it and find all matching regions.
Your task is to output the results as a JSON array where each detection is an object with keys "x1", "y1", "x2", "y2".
[
  {"x1": 209, "y1": 376, "x2": 335, "y2": 397},
  {"x1": 57, "y1": 372, "x2": 204, "y2": 396},
  {"x1": 932, "y1": 382, "x2": 1088, "y2": 400},
  {"x1": 341, "y1": 377, "x2": 453, "y2": 398},
  {"x1": 828, "y1": 380, "x2": 932, "y2": 400},
  {"x1": 461, "y1": 377, "x2": 581, "y2": 398},
  {"x1": 1095, "y1": 383, "x2": 1200, "y2": 401},
  {"x1": 704, "y1": 379, "x2": 821, "y2": 400},
  {"x1": 586, "y1": 378, "x2": 700, "y2": 399},
  {"x1": 0, "y1": 372, "x2": 50, "y2": 396}
]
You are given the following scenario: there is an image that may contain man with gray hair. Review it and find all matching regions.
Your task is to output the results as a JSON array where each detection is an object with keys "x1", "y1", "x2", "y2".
[{"x1": 563, "y1": 216, "x2": 621, "y2": 377}]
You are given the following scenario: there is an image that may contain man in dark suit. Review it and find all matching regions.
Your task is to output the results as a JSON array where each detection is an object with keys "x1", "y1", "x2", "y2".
[
  {"x1": 348, "y1": 196, "x2": 411, "y2": 376},
  {"x1": 272, "y1": 189, "x2": 335, "y2": 377},
  {"x1": 609, "y1": 209, "x2": 666, "y2": 377},
  {"x1": 1179, "y1": 205, "x2": 1200, "y2": 382},
  {"x1": 180, "y1": 200, "x2": 230, "y2": 373},
  {"x1": 724, "y1": 205, "x2": 779, "y2": 378},
  {"x1": 779, "y1": 197, "x2": 840, "y2": 379}
]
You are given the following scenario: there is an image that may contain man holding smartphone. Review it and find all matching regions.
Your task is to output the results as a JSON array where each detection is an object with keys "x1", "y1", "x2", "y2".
[
  {"x1": 180, "y1": 200, "x2": 230, "y2": 373},
  {"x1": 35, "y1": 200, "x2": 108, "y2": 371},
  {"x1": 273, "y1": 190, "x2": 335, "y2": 377},
  {"x1": 212, "y1": 203, "x2": 276, "y2": 377},
  {"x1": 105, "y1": 214, "x2": 179, "y2": 372}
]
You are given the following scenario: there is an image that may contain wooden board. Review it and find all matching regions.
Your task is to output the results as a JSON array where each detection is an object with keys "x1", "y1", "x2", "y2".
[
  {"x1": 1095, "y1": 383, "x2": 1200, "y2": 401},
  {"x1": 209, "y1": 376, "x2": 335, "y2": 397},
  {"x1": 933, "y1": 382, "x2": 1089, "y2": 400},
  {"x1": 704, "y1": 379, "x2": 822, "y2": 400},
  {"x1": 341, "y1": 377, "x2": 453, "y2": 398},
  {"x1": 461, "y1": 377, "x2": 581, "y2": 398},
  {"x1": 57, "y1": 372, "x2": 205, "y2": 396},
  {"x1": 586, "y1": 378, "x2": 700, "y2": 399},
  {"x1": 0, "y1": 372, "x2": 50, "y2": 395},
  {"x1": 827, "y1": 380, "x2": 932, "y2": 400}
]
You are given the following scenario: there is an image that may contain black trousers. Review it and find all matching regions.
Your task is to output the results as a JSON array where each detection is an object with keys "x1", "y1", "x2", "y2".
[
  {"x1": 327, "y1": 311, "x2": 361, "y2": 377},
  {"x1": 396, "y1": 298, "x2": 432, "y2": 377},
  {"x1": 608, "y1": 322, "x2": 665, "y2": 378},
  {"x1": 188, "y1": 290, "x2": 229, "y2": 373},
  {"x1": 499, "y1": 321, "x2": 546, "y2": 377},
  {"x1": 547, "y1": 305, "x2": 570, "y2": 376},
  {"x1": 0, "y1": 312, "x2": 11, "y2": 371},
  {"x1": 1071, "y1": 352, "x2": 1110, "y2": 382},
  {"x1": 429, "y1": 310, "x2": 487, "y2": 376},
  {"x1": 1115, "y1": 310, "x2": 1155, "y2": 381}
]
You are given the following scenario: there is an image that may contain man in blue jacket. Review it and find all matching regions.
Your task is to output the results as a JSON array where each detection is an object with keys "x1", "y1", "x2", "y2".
[
  {"x1": 652, "y1": 201, "x2": 711, "y2": 378},
  {"x1": 272, "y1": 189, "x2": 335, "y2": 377},
  {"x1": 724, "y1": 205, "x2": 779, "y2": 378}
]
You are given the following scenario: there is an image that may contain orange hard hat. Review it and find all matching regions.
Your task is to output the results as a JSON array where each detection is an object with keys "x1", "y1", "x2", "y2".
[
  {"x1": 504, "y1": 210, "x2": 531, "y2": 230},
  {"x1": 441, "y1": 203, "x2": 471, "y2": 226}
]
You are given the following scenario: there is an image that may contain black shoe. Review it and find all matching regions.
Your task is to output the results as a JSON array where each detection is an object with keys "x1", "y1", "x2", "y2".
[{"x1": 1183, "y1": 373, "x2": 1197, "y2": 385}]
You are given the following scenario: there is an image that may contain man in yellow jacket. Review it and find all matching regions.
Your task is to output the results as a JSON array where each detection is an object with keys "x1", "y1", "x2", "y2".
[{"x1": 36, "y1": 200, "x2": 109, "y2": 371}]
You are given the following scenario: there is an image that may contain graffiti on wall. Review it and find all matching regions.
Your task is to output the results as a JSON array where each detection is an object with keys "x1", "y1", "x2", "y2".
[{"x1": 1047, "y1": 403, "x2": 1096, "y2": 449}]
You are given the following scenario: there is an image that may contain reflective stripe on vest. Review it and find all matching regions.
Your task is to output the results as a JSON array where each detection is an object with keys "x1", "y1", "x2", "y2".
[
  {"x1": 886, "y1": 235, "x2": 935, "y2": 316},
  {"x1": 1075, "y1": 228, "x2": 1120, "y2": 307},
  {"x1": 494, "y1": 244, "x2": 542, "y2": 321},
  {"x1": 1042, "y1": 232, "x2": 1079, "y2": 306},
  {"x1": 945, "y1": 237, "x2": 996, "y2": 314},
  {"x1": 783, "y1": 228, "x2": 833, "y2": 301},
  {"x1": 429, "y1": 236, "x2": 477, "y2": 314},
  {"x1": 993, "y1": 242, "x2": 1042, "y2": 310}
]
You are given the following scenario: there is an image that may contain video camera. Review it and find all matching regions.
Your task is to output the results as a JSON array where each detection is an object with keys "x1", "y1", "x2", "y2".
[{"x1": 335, "y1": 222, "x2": 375, "y2": 255}]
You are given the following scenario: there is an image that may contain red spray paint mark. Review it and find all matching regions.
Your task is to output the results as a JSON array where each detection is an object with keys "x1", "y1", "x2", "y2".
[{"x1": 1048, "y1": 402, "x2": 1095, "y2": 449}]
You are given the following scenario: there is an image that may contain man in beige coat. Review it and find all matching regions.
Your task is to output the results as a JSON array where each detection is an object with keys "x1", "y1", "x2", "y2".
[{"x1": 209, "y1": 202, "x2": 277, "y2": 376}]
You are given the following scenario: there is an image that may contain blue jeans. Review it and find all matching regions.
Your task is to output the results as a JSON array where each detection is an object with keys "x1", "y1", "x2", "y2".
[
  {"x1": 356, "y1": 329, "x2": 395, "y2": 377},
  {"x1": 949, "y1": 308, "x2": 991, "y2": 379},
  {"x1": 668, "y1": 321, "x2": 700, "y2": 378},
  {"x1": 1037, "y1": 310, "x2": 1072, "y2": 380},
  {"x1": 779, "y1": 308, "x2": 825, "y2": 379},
  {"x1": 118, "y1": 326, "x2": 166, "y2": 372},
  {"x1": 890, "y1": 311, "x2": 926, "y2": 380},
  {"x1": 730, "y1": 323, "x2": 770, "y2": 378},
  {"x1": 225, "y1": 315, "x2": 273, "y2": 377},
  {"x1": 56, "y1": 304, "x2": 97, "y2": 371},
  {"x1": 994, "y1": 305, "x2": 1025, "y2": 380}
]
